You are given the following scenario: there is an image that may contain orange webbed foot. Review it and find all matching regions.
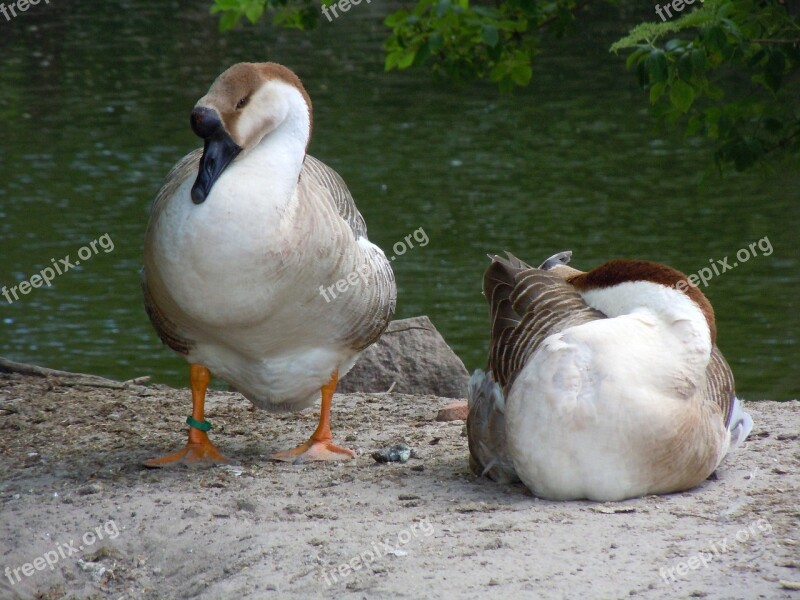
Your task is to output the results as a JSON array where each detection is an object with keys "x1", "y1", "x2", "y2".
[
  {"x1": 145, "y1": 364, "x2": 232, "y2": 468},
  {"x1": 144, "y1": 432, "x2": 231, "y2": 468},
  {"x1": 270, "y1": 439, "x2": 356, "y2": 463},
  {"x1": 271, "y1": 370, "x2": 354, "y2": 463}
]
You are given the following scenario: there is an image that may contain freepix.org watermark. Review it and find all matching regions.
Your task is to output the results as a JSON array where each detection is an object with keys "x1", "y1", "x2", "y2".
[
  {"x1": 655, "y1": 0, "x2": 703, "y2": 22},
  {"x1": 659, "y1": 518, "x2": 772, "y2": 585},
  {"x1": 675, "y1": 236, "x2": 772, "y2": 292},
  {"x1": 318, "y1": 227, "x2": 428, "y2": 303},
  {"x1": 4, "y1": 520, "x2": 120, "y2": 586},
  {"x1": 321, "y1": 0, "x2": 370, "y2": 22},
  {"x1": 321, "y1": 518, "x2": 434, "y2": 585},
  {"x1": 0, "y1": 0, "x2": 50, "y2": 23},
  {"x1": 1, "y1": 233, "x2": 114, "y2": 304}
]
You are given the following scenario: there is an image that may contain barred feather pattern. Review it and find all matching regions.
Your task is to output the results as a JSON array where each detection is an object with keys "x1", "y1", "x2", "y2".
[
  {"x1": 468, "y1": 251, "x2": 746, "y2": 494},
  {"x1": 485, "y1": 253, "x2": 605, "y2": 391}
]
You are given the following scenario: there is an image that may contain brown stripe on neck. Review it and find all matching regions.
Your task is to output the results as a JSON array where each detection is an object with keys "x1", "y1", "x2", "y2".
[{"x1": 567, "y1": 259, "x2": 717, "y2": 344}]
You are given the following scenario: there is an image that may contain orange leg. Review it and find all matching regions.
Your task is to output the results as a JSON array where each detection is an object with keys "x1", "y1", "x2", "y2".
[
  {"x1": 144, "y1": 364, "x2": 231, "y2": 467},
  {"x1": 271, "y1": 371, "x2": 356, "y2": 462}
]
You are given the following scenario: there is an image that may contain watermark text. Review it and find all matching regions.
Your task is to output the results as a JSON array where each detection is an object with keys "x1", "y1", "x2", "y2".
[
  {"x1": 1, "y1": 0, "x2": 50, "y2": 23},
  {"x1": 659, "y1": 518, "x2": 772, "y2": 585},
  {"x1": 4, "y1": 519, "x2": 120, "y2": 585},
  {"x1": 2, "y1": 233, "x2": 115, "y2": 304},
  {"x1": 321, "y1": 0, "x2": 370, "y2": 22},
  {"x1": 675, "y1": 236, "x2": 772, "y2": 292},
  {"x1": 655, "y1": 0, "x2": 703, "y2": 22},
  {"x1": 318, "y1": 227, "x2": 428, "y2": 303},
  {"x1": 321, "y1": 518, "x2": 434, "y2": 585}
]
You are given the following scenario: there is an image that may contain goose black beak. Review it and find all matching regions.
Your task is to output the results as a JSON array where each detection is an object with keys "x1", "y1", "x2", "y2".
[{"x1": 190, "y1": 106, "x2": 242, "y2": 204}]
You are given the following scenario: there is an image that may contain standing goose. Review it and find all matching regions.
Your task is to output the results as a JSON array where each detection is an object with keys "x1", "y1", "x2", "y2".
[
  {"x1": 467, "y1": 251, "x2": 752, "y2": 501},
  {"x1": 142, "y1": 62, "x2": 395, "y2": 465}
]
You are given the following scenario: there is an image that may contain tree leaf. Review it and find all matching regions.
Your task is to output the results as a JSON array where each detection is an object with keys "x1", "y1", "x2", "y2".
[
  {"x1": 384, "y1": 49, "x2": 400, "y2": 71},
  {"x1": 648, "y1": 51, "x2": 669, "y2": 84},
  {"x1": 482, "y1": 25, "x2": 499, "y2": 48},
  {"x1": 670, "y1": 79, "x2": 695, "y2": 112},
  {"x1": 650, "y1": 81, "x2": 666, "y2": 104},
  {"x1": 245, "y1": 2, "x2": 264, "y2": 24},
  {"x1": 510, "y1": 63, "x2": 532, "y2": 86},
  {"x1": 703, "y1": 25, "x2": 727, "y2": 55},
  {"x1": 397, "y1": 50, "x2": 417, "y2": 69},
  {"x1": 219, "y1": 11, "x2": 241, "y2": 31},
  {"x1": 626, "y1": 47, "x2": 648, "y2": 70},
  {"x1": 690, "y1": 48, "x2": 706, "y2": 73},
  {"x1": 384, "y1": 10, "x2": 410, "y2": 27},
  {"x1": 678, "y1": 53, "x2": 693, "y2": 80}
]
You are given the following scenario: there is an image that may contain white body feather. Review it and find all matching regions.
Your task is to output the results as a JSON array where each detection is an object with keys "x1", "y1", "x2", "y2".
[{"x1": 505, "y1": 281, "x2": 740, "y2": 501}]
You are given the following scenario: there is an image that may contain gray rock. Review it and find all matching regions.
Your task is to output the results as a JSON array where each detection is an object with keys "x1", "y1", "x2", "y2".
[{"x1": 338, "y1": 316, "x2": 469, "y2": 399}]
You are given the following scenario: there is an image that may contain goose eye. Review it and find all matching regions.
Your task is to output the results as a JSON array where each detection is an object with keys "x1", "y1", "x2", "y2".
[{"x1": 236, "y1": 96, "x2": 249, "y2": 110}]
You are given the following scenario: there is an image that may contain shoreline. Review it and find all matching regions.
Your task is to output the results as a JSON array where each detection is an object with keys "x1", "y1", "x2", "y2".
[{"x1": 0, "y1": 364, "x2": 798, "y2": 599}]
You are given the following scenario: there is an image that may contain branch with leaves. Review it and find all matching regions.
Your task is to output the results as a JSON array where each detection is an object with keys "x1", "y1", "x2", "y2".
[
  {"x1": 210, "y1": 0, "x2": 800, "y2": 171},
  {"x1": 612, "y1": 0, "x2": 800, "y2": 171}
]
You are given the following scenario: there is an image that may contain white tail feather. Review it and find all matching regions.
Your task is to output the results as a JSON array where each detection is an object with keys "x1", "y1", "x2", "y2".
[{"x1": 728, "y1": 396, "x2": 753, "y2": 450}]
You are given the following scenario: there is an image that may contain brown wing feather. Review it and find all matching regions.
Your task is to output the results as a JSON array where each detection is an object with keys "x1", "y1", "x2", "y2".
[
  {"x1": 141, "y1": 276, "x2": 195, "y2": 355},
  {"x1": 141, "y1": 150, "x2": 202, "y2": 355},
  {"x1": 485, "y1": 253, "x2": 604, "y2": 391},
  {"x1": 301, "y1": 154, "x2": 368, "y2": 240},
  {"x1": 466, "y1": 370, "x2": 520, "y2": 483},
  {"x1": 299, "y1": 154, "x2": 395, "y2": 351},
  {"x1": 470, "y1": 252, "x2": 602, "y2": 483},
  {"x1": 704, "y1": 345, "x2": 736, "y2": 427}
]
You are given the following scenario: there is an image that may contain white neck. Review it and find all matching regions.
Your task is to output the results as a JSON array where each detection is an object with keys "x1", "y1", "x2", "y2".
[
  {"x1": 579, "y1": 280, "x2": 712, "y2": 356},
  {"x1": 227, "y1": 86, "x2": 310, "y2": 206},
  {"x1": 257, "y1": 84, "x2": 311, "y2": 162}
]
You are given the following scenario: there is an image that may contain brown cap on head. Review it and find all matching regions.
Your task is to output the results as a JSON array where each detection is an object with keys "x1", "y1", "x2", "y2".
[
  {"x1": 199, "y1": 62, "x2": 313, "y2": 149},
  {"x1": 568, "y1": 259, "x2": 717, "y2": 343}
]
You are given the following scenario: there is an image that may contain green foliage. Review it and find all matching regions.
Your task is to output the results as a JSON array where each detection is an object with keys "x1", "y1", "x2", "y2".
[
  {"x1": 211, "y1": 0, "x2": 322, "y2": 30},
  {"x1": 613, "y1": 0, "x2": 800, "y2": 171},
  {"x1": 210, "y1": 0, "x2": 580, "y2": 91},
  {"x1": 209, "y1": 0, "x2": 800, "y2": 172},
  {"x1": 381, "y1": 0, "x2": 574, "y2": 92}
]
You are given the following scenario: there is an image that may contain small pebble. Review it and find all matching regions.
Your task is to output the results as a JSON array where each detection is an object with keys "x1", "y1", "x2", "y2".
[
  {"x1": 77, "y1": 483, "x2": 105, "y2": 496},
  {"x1": 371, "y1": 443, "x2": 412, "y2": 464},
  {"x1": 77, "y1": 559, "x2": 106, "y2": 582}
]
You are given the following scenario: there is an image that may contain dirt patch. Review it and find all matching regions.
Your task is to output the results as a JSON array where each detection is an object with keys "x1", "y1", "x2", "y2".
[{"x1": 0, "y1": 371, "x2": 798, "y2": 599}]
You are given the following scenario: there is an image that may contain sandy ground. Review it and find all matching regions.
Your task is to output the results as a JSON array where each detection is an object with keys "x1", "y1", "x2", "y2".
[{"x1": 0, "y1": 370, "x2": 798, "y2": 600}]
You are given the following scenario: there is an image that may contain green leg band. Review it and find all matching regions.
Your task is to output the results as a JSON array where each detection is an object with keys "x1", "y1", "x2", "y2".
[{"x1": 186, "y1": 416, "x2": 213, "y2": 431}]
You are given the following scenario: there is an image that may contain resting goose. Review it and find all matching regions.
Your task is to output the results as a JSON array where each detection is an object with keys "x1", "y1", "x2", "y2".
[
  {"x1": 467, "y1": 251, "x2": 752, "y2": 501},
  {"x1": 142, "y1": 62, "x2": 395, "y2": 465}
]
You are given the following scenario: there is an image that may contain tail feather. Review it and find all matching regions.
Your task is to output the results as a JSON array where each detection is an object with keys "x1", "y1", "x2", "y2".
[
  {"x1": 466, "y1": 369, "x2": 519, "y2": 483},
  {"x1": 727, "y1": 396, "x2": 753, "y2": 451}
]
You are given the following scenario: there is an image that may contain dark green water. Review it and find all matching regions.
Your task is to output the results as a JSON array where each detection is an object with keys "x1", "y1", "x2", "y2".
[{"x1": 1, "y1": 1, "x2": 798, "y2": 399}]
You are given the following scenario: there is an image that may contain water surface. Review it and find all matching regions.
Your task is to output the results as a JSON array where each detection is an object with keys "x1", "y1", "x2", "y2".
[{"x1": 1, "y1": 0, "x2": 797, "y2": 399}]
